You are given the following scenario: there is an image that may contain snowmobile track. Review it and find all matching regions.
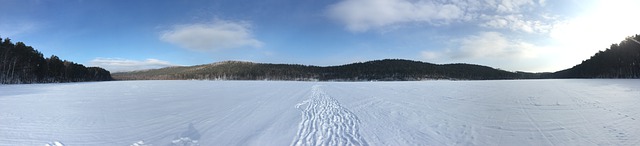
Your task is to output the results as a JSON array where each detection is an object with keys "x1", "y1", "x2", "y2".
[{"x1": 291, "y1": 85, "x2": 368, "y2": 146}]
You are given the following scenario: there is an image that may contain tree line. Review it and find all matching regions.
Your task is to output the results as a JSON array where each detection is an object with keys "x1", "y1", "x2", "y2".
[
  {"x1": 112, "y1": 59, "x2": 523, "y2": 81},
  {"x1": 0, "y1": 37, "x2": 112, "y2": 84}
]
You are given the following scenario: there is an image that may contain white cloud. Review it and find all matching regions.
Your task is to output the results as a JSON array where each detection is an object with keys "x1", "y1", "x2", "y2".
[
  {"x1": 420, "y1": 51, "x2": 439, "y2": 59},
  {"x1": 160, "y1": 20, "x2": 263, "y2": 52},
  {"x1": 90, "y1": 58, "x2": 179, "y2": 72},
  {"x1": 327, "y1": 0, "x2": 549, "y2": 33},
  {"x1": 327, "y1": 0, "x2": 464, "y2": 32},
  {"x1": 495, "y1": 0, "x2": 535, "y2": 13},
  {"x1": 420, "y1": 31, "x2": 555, "y2": 71},
  {"x1": 448, "y1": 31, "x2": 538, "y2": 59},
  {"x1": 480, "y1": 14, "x2": 554, "y2": 33},
  {"x1": 537, "y1": 0, "x2": 546, "y2": 6}
]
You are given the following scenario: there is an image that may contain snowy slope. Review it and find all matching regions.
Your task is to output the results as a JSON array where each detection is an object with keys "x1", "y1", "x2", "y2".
[{"x1": 1, "y1": 80, "x2": 639, "y2": 145}]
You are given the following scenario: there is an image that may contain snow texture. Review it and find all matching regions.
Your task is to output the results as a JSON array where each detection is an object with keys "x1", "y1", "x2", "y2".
[
  {"x1": 1, "y1": 80, "x2": 640, "y2": 145},
  {"x1": 292, "y1": 85, "x2": 367, "y2": 146}
]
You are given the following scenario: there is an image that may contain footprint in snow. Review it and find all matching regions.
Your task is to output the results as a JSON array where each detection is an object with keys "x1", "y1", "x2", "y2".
[
  {"x1": 171, "y1": 123, "x2": 201, "y2": 146},
  {"x1": 45, "y1": 141, "x2": 65, "y2": 146}
]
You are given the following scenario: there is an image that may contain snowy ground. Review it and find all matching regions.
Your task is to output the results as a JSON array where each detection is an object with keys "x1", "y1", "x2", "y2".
[{"x1": 1, "y1": 80, "x2": 640, "y2": 146}]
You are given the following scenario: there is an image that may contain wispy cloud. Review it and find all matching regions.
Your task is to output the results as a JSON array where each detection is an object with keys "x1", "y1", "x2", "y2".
[
  {"x1": 420, "y1": 51, "x2": 439, "y2": 60},
  {"x1": 0, "y1": 21, "x2": 38, "y2": 37},
  {"x1": 327, "y1": 0, "x2": 464, "y2": 32},
  {"x1": 421, "y1": 31, "x2": 548, "y2": 71},
  {"x1": 480, "y1": 14, "x2": 554, "y2": 33},
  {"x1": 90, "y1": 58, "x2": 179, "y2": 72},
  {"x1": 327, "y1": 0, "x2": 552, "y2": 33},
  {"x1": 448, "y1": 31, "x2": 538, "y2": 59},
  {"x1": 160, "y1": 19, "x2": 263, "y2": 52},
  {"x1": 494, "y1": 0, "x2": 536, "y2": 13}
]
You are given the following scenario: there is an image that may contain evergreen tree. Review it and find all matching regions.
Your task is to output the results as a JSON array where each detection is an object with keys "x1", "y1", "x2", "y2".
[{"x1": 0, "y1": 37, "x2": 112, "y2": 84}]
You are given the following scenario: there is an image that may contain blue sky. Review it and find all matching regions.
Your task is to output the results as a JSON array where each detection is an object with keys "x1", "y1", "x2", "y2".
[{"x1": 2, "y1": 0, "x2": 639, "y2": 72}]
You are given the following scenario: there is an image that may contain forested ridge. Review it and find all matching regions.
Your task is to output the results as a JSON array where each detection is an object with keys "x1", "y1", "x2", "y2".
[
  {"x1": 0, "y1": 37, "x2": 112, "y2": 84},
  {"x1": 112, "y1": 59, "x2": 524, "y2": 81}
]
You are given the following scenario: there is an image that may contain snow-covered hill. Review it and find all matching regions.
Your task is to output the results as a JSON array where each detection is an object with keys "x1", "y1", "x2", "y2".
[{"x1": 1, "y1": 80, "x2": 639, "y2": 145}]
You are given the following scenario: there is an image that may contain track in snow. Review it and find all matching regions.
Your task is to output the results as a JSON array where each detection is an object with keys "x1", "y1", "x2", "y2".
[
  {"x1": 3, "y1": 80, "x2": 640, "y2": 145},
  {"x1": 291, "y1": 85, "x2": 367, "y2": 146}
]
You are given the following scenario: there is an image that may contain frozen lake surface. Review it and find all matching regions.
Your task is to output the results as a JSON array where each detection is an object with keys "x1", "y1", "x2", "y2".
[{"x1": 1, "y1": 80, "x2": 640, "y2": 145}]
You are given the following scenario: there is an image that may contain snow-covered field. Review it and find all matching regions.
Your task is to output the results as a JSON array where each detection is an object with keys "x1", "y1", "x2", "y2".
[{"x1": 1, "y1": 80, "x2": 640, "y2": 146}]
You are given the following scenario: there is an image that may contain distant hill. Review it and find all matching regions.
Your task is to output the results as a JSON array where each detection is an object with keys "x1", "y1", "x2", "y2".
[
  {"x1": 0, "y1": 37, "x2": 112, "y2": 84},
  {"x1": 550, "y1": 35, "x2": 640, "y2": 78},
  {"x1": 113, "y1": 59, "x2": 522, "y2": 81},
  {"x1": 113, "y1": 34, "x2": 640, "y2": 81}
]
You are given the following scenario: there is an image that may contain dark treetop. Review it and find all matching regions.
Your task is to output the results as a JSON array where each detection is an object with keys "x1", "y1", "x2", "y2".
[{"x1": 0, "y1": 37, "x2": 112, "y2": 84}]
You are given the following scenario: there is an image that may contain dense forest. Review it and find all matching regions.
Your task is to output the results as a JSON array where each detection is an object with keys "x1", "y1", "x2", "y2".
[
  {"x1": 549, "y1": 35, "x2": 640, "y2": 78},
  {"x1": 0, "y1": 37, "x2": 112, "y2": 84},
  {"x1": 112, "y1": 59, "x2": 525, "y2": 81}
]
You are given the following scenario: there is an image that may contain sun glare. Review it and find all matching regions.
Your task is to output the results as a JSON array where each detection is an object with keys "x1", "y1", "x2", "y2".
[
  {"x1": 590, "y1": 0, "x2": 640, "y2": 42},
  {"x1": 549, "y1": 0, "x2": 640, "y2": 69}
]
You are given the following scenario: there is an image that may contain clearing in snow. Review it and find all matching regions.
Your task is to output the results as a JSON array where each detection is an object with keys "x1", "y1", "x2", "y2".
[{"x1": 1, "y1": 79, "x2": 639, "y2": 145}]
